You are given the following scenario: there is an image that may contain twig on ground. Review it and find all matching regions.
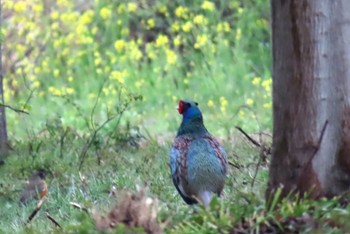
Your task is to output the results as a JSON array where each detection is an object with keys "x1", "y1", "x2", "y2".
[
  {"x1": 26, "y1": 197, "x2": 47, "y2": 225},
  {"x1": 70, "y1": 202, "x2": 89, "y2": 214},
  {"x1": 45, "y1": 212, "x2": 61, "y2": 228}
]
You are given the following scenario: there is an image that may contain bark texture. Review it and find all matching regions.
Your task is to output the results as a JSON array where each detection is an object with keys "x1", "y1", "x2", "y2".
[{"x1": 267, "y1": 0, "x2": 350, "y2": 200}]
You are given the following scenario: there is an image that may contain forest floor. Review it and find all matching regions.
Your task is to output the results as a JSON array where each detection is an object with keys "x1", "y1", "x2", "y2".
[{"x1": 0, "y1": 130, "x2": 349, "y2": 233}]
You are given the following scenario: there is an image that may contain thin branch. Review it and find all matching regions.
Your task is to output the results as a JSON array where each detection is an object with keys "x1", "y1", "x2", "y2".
[
  {"x1": 45, "y1": 212, "x2": 61, "y2": 228},
  {"x1": 0, "y1": 103, "x2": 29, "y2": 114},
  {"x1": 78, "y1": 114, "x2": 118, "y2": 170},
  {"x1": 90, "y1": 77, "x2": 107, "y2": 131},
  {"x1": 70, "y1": 202, "x2": 89, "y2": 214},
  {"x1": 235, "y1": 126, "x2": 271, "y2": 155}
]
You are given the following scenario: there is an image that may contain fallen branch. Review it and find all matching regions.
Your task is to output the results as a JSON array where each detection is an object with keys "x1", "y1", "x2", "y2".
[
  {"x1": 70, "y1": 202, "x2": 89, "y2": 214},
  {"x1": 26, "y1": 197, "x2": 47, "y2": 225},
  {"x1": 45, "y1": 212, "x2": 61, "y2": 228}
]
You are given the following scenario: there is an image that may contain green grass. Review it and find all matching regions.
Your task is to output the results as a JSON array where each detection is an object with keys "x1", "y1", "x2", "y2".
[
  {"x1": 0, "y1": 127, "x2": 270, "y2": 233},
  {"x1": 2, "y1": 129, "x2": 350, "y2": 233}
]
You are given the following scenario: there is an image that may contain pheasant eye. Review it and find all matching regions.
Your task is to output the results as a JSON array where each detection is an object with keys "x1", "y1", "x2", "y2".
[{"x1": 177, "y1": 100, "x2": 184, "y2": 114}]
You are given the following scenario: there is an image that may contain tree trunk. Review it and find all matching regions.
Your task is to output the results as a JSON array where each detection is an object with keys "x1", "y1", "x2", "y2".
[
  {"x1": 267, "y1": 0, "x2": 350, "y2": 200},
  {"x1": 0, "y1": 0, "x2": 9, "y2": 158}
]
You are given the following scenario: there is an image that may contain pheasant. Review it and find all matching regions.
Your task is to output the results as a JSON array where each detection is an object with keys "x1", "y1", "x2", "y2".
[{"x1": 170, "y1": 99, "x2": 228, "y2": 207}]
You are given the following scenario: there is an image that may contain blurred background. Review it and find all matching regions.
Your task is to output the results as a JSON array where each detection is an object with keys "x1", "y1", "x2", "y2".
[{"x1": 3, "y1": 0, "x2": 271, "y2": 140}]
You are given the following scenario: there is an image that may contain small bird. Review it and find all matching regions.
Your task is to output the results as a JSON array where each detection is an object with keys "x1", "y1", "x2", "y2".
[
  {"x1": 170, "y1": 99, "x2": 228, "y2": 207},
  {"x1": 20, "y1": 171, "x2": 48, "y2": 204}
]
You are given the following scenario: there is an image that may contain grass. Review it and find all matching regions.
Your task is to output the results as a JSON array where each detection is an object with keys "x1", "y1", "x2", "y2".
[{"x1": 0, "y1": 123, "x2": 270, "y2": 233}]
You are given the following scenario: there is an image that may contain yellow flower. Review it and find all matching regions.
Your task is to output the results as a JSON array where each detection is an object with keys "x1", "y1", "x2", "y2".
[
  {"x1": 182, "y1": 22, "x2": 192, "y2": 33},
  {"x1": 220, "y1": 96, "x2": 228, "y2": 112},
  {"x1": 174, "y1": 35, "x2": 182, "y2": 47},
  {"x1": 217, "y1": 22, "x2": 230, "y2": 33},
  {"x1": 66, "y1": 87, "x2": 75, "y2": 94},
  {"x1": 236, "y1": 28, "x2": 242, "y2": 41},
  {"x1": 88, "y1": 93, "x2": 96, "y2": 100},
  {"x1": 54, "y1": 69, "x2": 60, "y2": 77},
  {"x1": 81, "y1": 10, "x2": 94, "y2": 24},
  {"x1": 100, "y1": 7, "x2": 111, "y2": 20},
  {"x1": 262, "y1": 79, "x2": 272, "y2": 92},
  {"x1": 193, "y1": 15, "x2": 206, "y2": 25},
  {"x1": 156, "y1": 34, "x2": 169, "y2": 47},
  {"x1": 131, "y1": 47, "x2": 143, "y2": 61},
  {"x1": 14, "y1": 1, "x2": 26, "y2": 13},
  {"x1": 175, "y1": 6, "x2": 189, "y2": 19},
  {"x1": 33, "y1": 4, "x2": 43, "y2": 13},
  {"x1": 171, "y1": 21, "x2": 180, "y2": 32},
  {"x1": 50, "y1": 11, "x2": 59, "y2": 20},
  {"x1": 246, "y1": 98, "x2": 254, "y2": 106},
  {"x1": 117, "y1": 4, "x2": 125, "y2": 14},
  {"x1": 165, "y1": 49, "x2": 177, "y2": 65},
  {"x1": 263, "y1": 102, "x2": 272, "y2": 109},
  {"x1": 114, "y1": 40, "x2": 125, "y2": 52},
  {"x1": 127, "y1": 2, "x2": 137, "y2": 13},
  {"x1": 183, "y1": 79, "x2": 189, "y2": 84},
  {"x1": 32, "y1": 81, "x2": 40, "y2": 88},
  {"x1": 147, "y1": 18, "x2": 155, "y2": 29},
  {"x1": 201, "y1": 1, "x2": 215, "y2": 11},
  {"x1": 252, "y1": 77, "x2": 261, "y2": 86},
  {"x1": 194, "y1": 35, "x2": 208, "y2": 49},
  {"x1": 68, "y1": 76, "x2": 74, "y2": 82},
  {"x1": 207, "y1": 100, "x2": 214, "y2": 107},
  {"x1": 158, "y1": 5, "x2": 168, "y2": 15},
  {"x1": 110, "y1": 70, "x2": 128, "y2": 84}
]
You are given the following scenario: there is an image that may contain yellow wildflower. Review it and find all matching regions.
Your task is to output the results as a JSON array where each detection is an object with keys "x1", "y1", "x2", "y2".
[
  {"x1": 147, "y1": 18, "x2": 155, "y2": 29},
  {"x1": 174, "y1": 35, "x2": 182, "y2": 47},
  {"x1": 80, "y1": 10, "x2": 94, "y2": 24},
  {"x1": 68, "y1": 76, "x2": 74, "y2": 82},
  {"x1": 50, "y1": 11, "x2": 59, "y2": 20},
  {"x1": 246, "y1": 98, "x2": 254, "y2": 106},
  {"x1": 100, "y1": 7, "x2": 111, "y2": 20},
  {"x1": 182, "y1": 22, "x2": 192, "y2": 33},
  {"x1": 156, "y1": 34, "x2": 169, "y2": 47},
  {"x1": 66, "y1": 87, "x2": 75, "y2": 94},
  {"x1": 171, "y1": 21, "x2": 180, "y2": 32},
  {"x1": 175, "y1": 6, "x2": 189, "y2": 19},
  {"x1": 263, "y1": 102, "x2": 272, "y2": 109},
  {"x1": 236, "y1": 28, "x2": 242, "y2": 41},
  {"x1": 54, "y1": 69, "x2": 60, "y2": 77},
  {"x1": 33, "y1": 4, "x2": 43, "y2": 13},
  {"x1": 117, "y1": 4, "x2": 125, "y2": 14},
  {"x1": 114, "y1": 39, "x2": 125, "y2": 52},
  {"x1": 207, "y1": 100, "x2": 214, "y2": 107},
  {"x1": 166, "y1": 49, "x2": 177, "y2": 65},
  {"x1": 194, "y1": 35, "x2": 208, "y2": 49},
  {"x1": 88, "y1": 93, "x2": 96, "y2": 100},
  {"x1": 262, "y1": 79, "x2": 272, "y2": 92},
  {"x1": 32, "y1": 81, "x2": 40, "y2": 88},
  {"x1": 193, "y1": 15, "x2": 207, "y2": 25},
  {"x1": 14, "y1": 1, "x2": 26, "y2": 13},
  {"x1": 201, "y1": 1, "x2": 215, "y2": 11},
  {"x1": 127, "y1": 2, "x2": 138, "y2": 13},
  {"x1": 252, "y1": 77, "x2": 261, "y2": 86}
]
